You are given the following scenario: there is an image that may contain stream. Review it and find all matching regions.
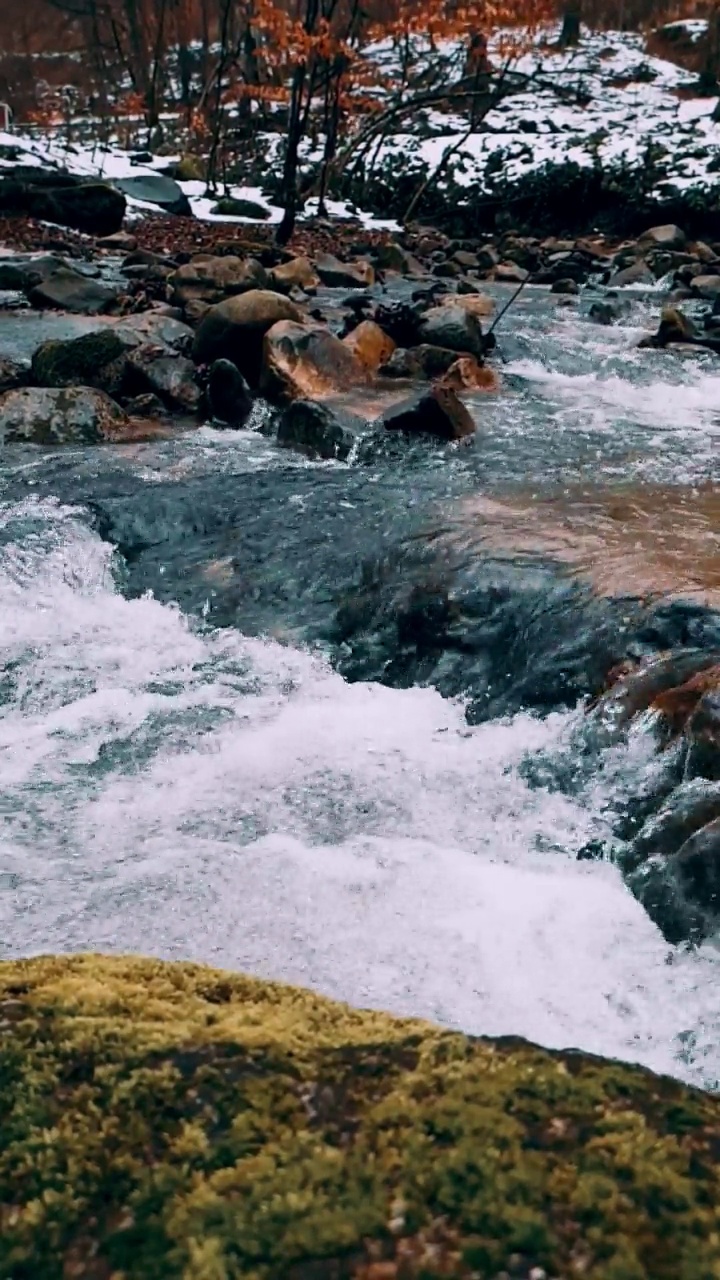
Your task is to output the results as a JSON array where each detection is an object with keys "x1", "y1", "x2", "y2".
[{"x1": 1, "y1": 282, "x2": 719, "y2": 1092}]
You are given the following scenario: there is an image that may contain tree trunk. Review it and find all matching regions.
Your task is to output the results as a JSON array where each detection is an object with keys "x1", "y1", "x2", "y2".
[{"x1": 559, "y1": 4, "x2": 581, "y2": 48}]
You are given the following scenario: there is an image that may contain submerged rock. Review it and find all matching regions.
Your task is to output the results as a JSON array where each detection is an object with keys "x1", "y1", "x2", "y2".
[
  {"x1": 0, "y1": 386, "x2": 128, "y2": 444},
  {"x1": 2, "y1": 954, "x2": 720, "y2": 1280}
]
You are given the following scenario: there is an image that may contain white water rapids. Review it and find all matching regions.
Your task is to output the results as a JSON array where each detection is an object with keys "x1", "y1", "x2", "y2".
[{"x1": 0, "y1": 495, "x2": 718, "y2": 1091}]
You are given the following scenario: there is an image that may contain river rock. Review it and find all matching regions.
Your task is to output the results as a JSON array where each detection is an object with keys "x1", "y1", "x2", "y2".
[
  {"x1": 96, "y1": 230, "x2": 138, "y2": 252},
  {"x1": 124, "y1": 392, "x2": 166, "y2": 418},
  {"x1": 589, "y1": 297, "x2": 626, "y2": 325},
  {"x1": 670, "y1": 817, "x2": 720, "y2": 918},
  {"x1": 451, "y1": 292, "x2": 495, "y2": 318},
  {"x1": 373, "y1": 241, "x2": 421, "y2": 275},
  {"x1": 126, "y1": 345, "x2": 200, "y2": 413},
  {"x1": 0, "y1": 176, "x2": 126, "y2": 236},
  {"x1": 261, "y1": 320, "x2": 368, "y2": 402},
  {"x1": 626, "y1": 779, "x2": 720, "y2": 870},
  {"x1": 168, "y1": 256, "x2": 267, "y2": 309},
  {"x1": 270, "y1": 256, "x2": 320, "y2": 294},
  {"x1": 116, "y1": 312, "x2": 194, "y2": 354},
  {"x1": 0, "y1": 386, "x2": 128, "y2": 444},
  {"x1": 115, "y1": 173, "x2": 192, "y2": 217},
  {"x1": 685, "y1": 690, "x2": 720, "y2": 781},
  {"x1": 0, "y1": 357, "x2": 29, "y2": 392},
  {"x1": 689, "y1": 274, "x2": 720, "y2": 300},
  {"x1": 207, "y1": 359, "x2": 253, "y2": 426},
  {"x1": 27, "y1": 267, "x2": 119, "y2": 315},
  {"x1": 5, "y1": 953, "x2": 720, "y2": 1279},
  {"x1": 440, "y1": 356, "x2": 501, "y2": 392},
  {"x1": 277, "y1": 399, "x2": 366, "y2": 461},
  {"x1": 343, "y1": 319, "x2": 395, "y2": 373},
  {"x1": 493, "y1": 261, "x2": 529, "y2": 283},
  {"x1": 639, "y1": 224, "x2": 687, "y2": 250},
  {"x1": 608, "y1": 260, "x2": 655, "y2": 287},
  {"x1": 418, "y1": 304, "x2": 485, "y2": 358},
  {"x1": 381, "y1": 385, "x2": 475, "y2": 441},
  {"x1": 31, "y1": 328, "x2": 137, "y2": 396},
  {"x1": 0, "y1": 254, "x2": 67, "y2": 292},
  {"x1": 640, "y1": 305, "x2": 698, "y2": 348},
  {"x1": 192, "y1": 290, "x2": 302, "y2": 384},
  {"x1": 315, "y1": 252, "x2": 375, "y2": 289},
  {"x1": 551, "y1": 277, "x2": 580, "y2": 295}
]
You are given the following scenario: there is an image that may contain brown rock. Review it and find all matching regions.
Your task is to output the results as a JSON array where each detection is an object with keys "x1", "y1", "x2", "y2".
[
  {"x1": 451, "y1": 293, "x2": 495, "y2": 319},
  {"x1": 270, "y1": 256, "x2": 320, "y2": 294},
  {"x1": 192, "y1": 290, "x2": 303, "y2": 385},
  {"x1": 440, "y1": 357, "x2": 500, "y2": 392},
  {"x1": 261, "y1": 320, "x2": 368, "y2": 402},
  {"x1": 315, "y1": 253, "x2": 375, "y2": 289},
  {"x1": 381, "y1": 385, "x2": 475, "y2": 441},
  {"x1": 343, "y1": 320, "x2": 395, "y2": 373},
  {"x1": 97, "y1": 230, "x2": 138, "y2": 252},
  {"x1": 168, "y1": 256, "x2": 267, "y2": 309}
]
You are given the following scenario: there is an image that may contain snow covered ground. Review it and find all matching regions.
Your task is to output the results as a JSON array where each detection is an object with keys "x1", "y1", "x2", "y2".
[{"x1": 2, "y1": 24, "x2": 720, "y2": 224}]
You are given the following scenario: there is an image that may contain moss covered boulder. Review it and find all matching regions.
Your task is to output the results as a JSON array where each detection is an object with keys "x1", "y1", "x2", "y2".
[{"x1": 2, "y1": 955, "x2": 720, "y2": 1280}]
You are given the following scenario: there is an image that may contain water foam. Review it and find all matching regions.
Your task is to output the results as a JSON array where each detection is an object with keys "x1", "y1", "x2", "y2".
[{"x1": 0, "y1": 497, "x2": 718, "y2": 1089}]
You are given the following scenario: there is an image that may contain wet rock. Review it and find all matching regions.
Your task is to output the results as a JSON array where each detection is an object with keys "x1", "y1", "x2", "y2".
[
  {"x1": 115, "y1": 174, "x2": 192, "y2": 217},
  {"x1": 639, "y1": 306, "x2": 698, "y2": 349},
  {"x1": 207, "y1": 359, "x2": 252, "y2": 427},
  {"x1": 381, "y1": 385, "x2": 475, "y2": 441},
  {"x1": 440, "y1": 356, "x2": 501, "y2": 392},
  {"x1": 685, "y1": 691, "x2": 720, "y2": 781},
  {"x1": 27, "y1": 267, "x2": 119, "y2": 315},
  {"x1": 192, "y1": 290, "x2": 302, "y2": 385},
  {"x1": 343, "y1": 319, "x2": 395, "y2": 373},
  {"x1": 126, "y1": 345, "x2": 201, "y2": 413},
  {"x1": 116, "y1": 312, "x2": 194, "y2": 354},
  {"x1": 418, "y1": 304, "x2": 485, "y2": 358},
  {"x1": 0, "y1": 385, "x2": 128, "y2": 444},
  {"x1": 639, "y1": 224, "x2": 687, "y2": 250},
  {"x1": 588, "y1": 297, "x2": 626, "y2": 325},
  {"x1": 492, "y1": 262, "x2": 529, "y2": 284},
  {"x1": 372, "y1": 300, "x2": 423, "y2": 348},
  {"x1": 626, "y1": 780, "x2": 720, "y2": 870},
  {"x1": 261, "y1": 320, "x2": 368, "y2": 402},
  {"x1": 31, "y1": 329, "x2": 137, "y2": 397},
  {"x1": 96, "y1": 230, "x2": 138, "y2": 252},
  {"x1": 169, "y1": 255, "x2": 267, "y2": 309},
  {"x1": 124, "y1": 392, "x2": 166, "y2": 418},
  {"x1": 277, "y1": 399, "x2": 366, "y2": 461},
  {"x1": 690, "y1": 274, "x2": 720, "y2": 301},
  {"x1": 0, "y1": 176, "x2": 126, "y2": 236},
  {"x1": 0, "y1": 357, "x2": 29, "y2": 392},
  {"x1": 0, "y1": 254, "x2": 66, "y2": 292},
  {"x1": 451, "y1": 292, "x2": 495, "y2": 319},
  {"x1": 378, "y1": 348, "x2": 420, "y2": 378},
  {"x1": 373, "y1": 242, "x2": 421, "y2": 275},
  {"x1": 212, "y1": 196, "x2": 270, "y2": 219},
  {"x1": 551, "y1": 278, "x2": 580, "y2": 295},
  {"x1": 413, "y1": 344, "x2": 466, "y2": 378},
  {"x1": 671, "y1": 818, "x2": 720, "y2": 919},
  {"x1": 607, "y1": 260, "x2": 655, "y2": 287},
  {"x1": 315, "y1": 252, "x2": 374, "y2": 289},
  {"x1": 270, "y1": 256, "x2": 320, "y2": 294}
]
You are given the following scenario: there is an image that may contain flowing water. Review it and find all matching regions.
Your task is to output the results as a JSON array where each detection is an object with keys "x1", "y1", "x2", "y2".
[{"x1": 2, "y1": 284, "x2": 720, "y2": 1091}]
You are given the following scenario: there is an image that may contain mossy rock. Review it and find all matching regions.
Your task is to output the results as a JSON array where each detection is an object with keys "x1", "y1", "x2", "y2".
[{"x1": 2, "y1": 955, "x2": 720, "y2": 1280}]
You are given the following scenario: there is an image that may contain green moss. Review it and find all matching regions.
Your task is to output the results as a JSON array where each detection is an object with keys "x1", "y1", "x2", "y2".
[
  {"x1": 31, "y1": 331, "x2": 130, "y2": 390},
  {"x1": 1, "y1": 955, "x2": 720, "y2": 1280}
]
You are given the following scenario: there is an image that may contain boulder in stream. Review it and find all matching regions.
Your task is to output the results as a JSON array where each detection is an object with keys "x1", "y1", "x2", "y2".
[
  {"x1": 277, "y1": 398, "x2": 366, "y2": 461},
  {"x1": 207, "y1": 359, "x2": 253, "y2": 426},
  {"x1": 192, "y1": 290, "x2": 302, "y2": 384},
  {"x1": 31, "y1": 328, "x2": 138, "y2": 397},
  {"x1": 315, "y1": 252, "x2": 375, "y2": 289},
  {"x1": 126, "y1": 345, "x2": 201, "y2": 413},
  {"x1": 28, "y1": 267, "x2": 119, "y2": 315},
  {"x1": 342, "y1": 319, "x2": 395, "y2": 373},
  {"x1": 168, "y1": 256, "x2": 268, "y2": 309},
  {"x1": 418, "y1": 304, "x2": 486, "y2": 358},
  {"x1": 3, "y1": 954, "x2": 720, "y2": 1279},
  {"x1": 381, "y1": 385, "x2": 476, "y2": 441},
  {"x1": 0, "y1": 386, "x2": 128, "y2": 444},
  {"x1": 261, "y1": 320, "x2": 368, "y2": 402}
]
